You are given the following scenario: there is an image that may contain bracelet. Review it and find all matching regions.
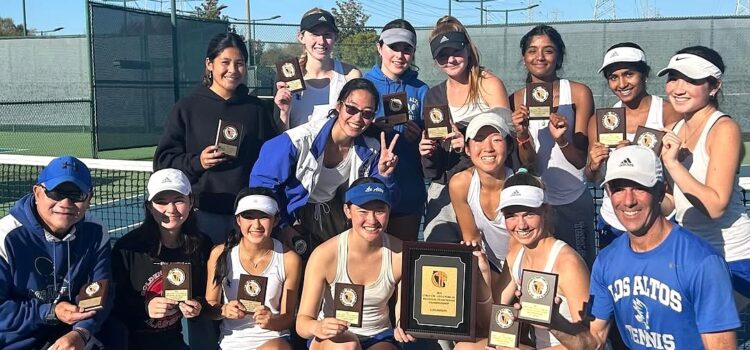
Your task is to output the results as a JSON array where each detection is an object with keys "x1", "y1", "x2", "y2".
[
  {"x1": 73, "y1": 328, "x2": 91, "y2": 344},
  {"x1": 556, "y1": 138, "x2": 570, "y2": 149},
  {"x1": 516, "y1": 135, "x2": 532, "y2": 146}
]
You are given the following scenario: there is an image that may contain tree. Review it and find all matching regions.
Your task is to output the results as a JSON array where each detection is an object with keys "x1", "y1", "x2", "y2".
[
  {"x1": 0, "y1": 17, "x2": 26, "y2": 37},
  {"x1": 330, "y1": 0, "x2": 370, "y2": 41},
  {"x1": 337, "y1": 31, "x2": 378, "y2": 68},
  {"x1": 194, "y1": 0, "x2": 225, "y2": 20}
]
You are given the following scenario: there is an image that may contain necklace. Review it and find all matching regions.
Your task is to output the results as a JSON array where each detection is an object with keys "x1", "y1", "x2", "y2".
[{"x1": 246, "y1": 248, "x2": 272, "y2": 269}]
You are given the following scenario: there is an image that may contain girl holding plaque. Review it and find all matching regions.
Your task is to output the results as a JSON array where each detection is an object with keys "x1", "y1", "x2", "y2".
[
  {"x1": 364, "y1": 19, "x2": 429, "y2": 241},
  {"x1": 420, "y1": 15, "x2": 511, "y2": 245},
  {"x1": 587, "y1": 42, "x2": 681, "y2": 250},
  {"x1": 204, "y1": 187, "x2": 302, "y2": 350},
  {"x1": 509, "y1": 25, "x2": 596, "y2": 267},
  {"x1": 112, "y1": 168, "x2": 212, "y2": 350},
  {"x1": 274, "y1": 8, "x2": 362, "y2": 130},
  {"x1": 154, "y1": 33, "x2": 277, "y2": 245},
  {"x1": 251, "y1": 78, "x2": 400, "y2": 258},
  {"x1": 455, "y1": 170, "x2": 591, "y2": 350},
  {"x1": 658, "y1": 46, "x2": 750, "y2": 300},
  {"x1": 296, "y1": 178, "x2": 404, "y2": 350}
]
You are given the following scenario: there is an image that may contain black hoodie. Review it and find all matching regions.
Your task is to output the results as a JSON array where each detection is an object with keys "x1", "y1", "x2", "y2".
[{"x1": 154, "y1": 84, "x2": 277, "y2": 214}]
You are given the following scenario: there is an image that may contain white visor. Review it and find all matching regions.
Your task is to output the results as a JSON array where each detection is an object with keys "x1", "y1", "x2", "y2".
[
  {"x1": 598, "y1": 46, "x2": 647, "y2": 73},
  {"x1": 234, "y1": 195, "x2": 279, "y2": 216},
  {"x1": 499, "y1": 185, "x2": 545, "y2": 212},
  {"x1": 657, "y1": 53, "x2": 723, "y2": 80}
]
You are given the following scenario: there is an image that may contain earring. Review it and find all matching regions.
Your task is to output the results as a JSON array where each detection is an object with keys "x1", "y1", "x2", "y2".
[{"x1": 208, "y1": 71, "x2": 213, "y2": 81}]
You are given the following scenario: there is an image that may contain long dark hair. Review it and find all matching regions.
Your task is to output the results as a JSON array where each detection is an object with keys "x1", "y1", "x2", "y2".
[
  {"x1": 378, "y1": 19, "x2": 419, "y2": 72},
  {"x1": 212, "y1": 187, "x2": 279, "y2": 286},
  {"x1": 202, "y1": 32, "x2": 249, "y2": 87},
  {"x1": 137, "y1": 198, "x2": 202, "y2": 258},
  {"x1": 602, "y1": 42, "x2": 651, "y2": 78},
  {"x1": 520, "y1": 25, "x2": 566, "y2": 83}
]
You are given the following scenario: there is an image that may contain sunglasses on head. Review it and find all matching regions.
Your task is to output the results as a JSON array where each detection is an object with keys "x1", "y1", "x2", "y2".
[
  {"x1": 42, "y1": 186, "x2": 88, "y2": 203},
  {"x1": 343, "y1": 104, "x2": 376, "y2": 120}
]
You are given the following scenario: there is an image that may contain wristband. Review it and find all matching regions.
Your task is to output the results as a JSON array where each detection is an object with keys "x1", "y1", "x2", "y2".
[
  {"x1": 556, "y1": 137, "x2": 570, "y2": 149},
  {"x1": 516, "y1": 135, "x2": 532, "y2": 146},
  {"x1": 73, "y1": 328, "x2": 91, "y2": 344}
]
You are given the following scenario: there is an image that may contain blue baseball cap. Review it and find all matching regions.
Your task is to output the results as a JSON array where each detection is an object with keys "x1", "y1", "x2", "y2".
[
  {"x1": 345, "y1": 181, "x2": 391, "y2": 207},
  {"x1": 37, "y1": 156, "x2": 93, "y2": 192}
]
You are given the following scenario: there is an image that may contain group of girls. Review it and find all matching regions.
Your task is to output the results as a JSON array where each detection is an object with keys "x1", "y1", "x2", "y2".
[{"x1": 110, "y1": 4, "x2": 750, "y2": 350}]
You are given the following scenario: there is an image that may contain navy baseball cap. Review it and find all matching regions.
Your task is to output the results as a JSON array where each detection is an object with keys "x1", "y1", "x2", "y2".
[
  {"x1": 430, "y1": 31, "x2": 468, "y2": 59},
  {"x1": 37, "y1": 155, "x2": 93, "y2": 192},
  {"x1": 345, "y1": 181, "x2": 391, "y2": 207},
  {"x1": 300, "y1": 11, "x2": 338, "y2": 33}
]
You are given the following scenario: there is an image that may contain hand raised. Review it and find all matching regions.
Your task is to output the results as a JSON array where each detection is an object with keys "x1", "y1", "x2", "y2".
[{"x1": 378, "y1": 131, "x2": 399, "y2": 177}]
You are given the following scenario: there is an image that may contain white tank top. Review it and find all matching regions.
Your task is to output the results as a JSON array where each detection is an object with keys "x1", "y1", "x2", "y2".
[
  {"x1": 600, "y1": 96, "x2": 665, "y2": 231},
  {"x1": 450, "y1": 95, "x2": 490, "y2": 127},
  {"x1": 219, "y1": 239, "x2": 288, "y2": 349},
  {"x1": 319, "y1": 230, "x2": 396, "y2": 336},
  {"x1": 309, "y1": 149, "x2": 352, "y2": 203},
  {"x1": 524, "y1": 79, "x2": 586, "y2": 205},
  {"x1": 289, "y1": 59, "x2": 348, "y2": 128},
  {"x1": 511, "y1": 239, "x2": 572, "y2": 348},
  {"x1": 672, "y1": 111, "x2": 750, "y2": 262},
  {"x1": 467, "y1": 168, "x2": 512, "y2": 270}
]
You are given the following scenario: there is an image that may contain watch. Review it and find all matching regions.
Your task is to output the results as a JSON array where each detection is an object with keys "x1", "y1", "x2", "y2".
[
  {"x1": 45, "y1": 300, "x2": 60, "y2": 325},
  {"x1": 73, "y1": 328, "x2": 91, "y2": 344}
]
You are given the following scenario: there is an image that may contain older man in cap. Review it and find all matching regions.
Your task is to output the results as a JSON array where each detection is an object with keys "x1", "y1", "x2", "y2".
[{"x1": 0, "y1": 155, "x2": 112, "y2": 350}]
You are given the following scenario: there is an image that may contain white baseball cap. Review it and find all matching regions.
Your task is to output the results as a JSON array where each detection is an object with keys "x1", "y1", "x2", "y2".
[
  {"x1": 598, "y1": 46, "x2": 647, "y2": 73},
  {"x1": 147, "y1": 168, "x2": 192, "y2": 200},
  {"x1": 465, "y1": 107, "x2": 513, "y2": 141},
  {"x1": 602, "y1": 145, "x2": 663, "y2": 188},
  {"x1": 657, "y1": 53, "x2": 723, "y2": 80}
]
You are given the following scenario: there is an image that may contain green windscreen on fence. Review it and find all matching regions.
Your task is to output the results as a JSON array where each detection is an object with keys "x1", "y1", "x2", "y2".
[{"x1": 90, "y1": 2, "x2": 228, "y2": 151}]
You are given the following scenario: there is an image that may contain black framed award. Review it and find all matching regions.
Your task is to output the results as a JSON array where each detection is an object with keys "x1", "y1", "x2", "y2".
[
  {"x1": 275, "y1": 58, "x2": 306, "y2": 92},
  {"x1": 527, "y1": 82, "x2": 553, "y2": 120},
  {"x1": 334, "y1": 283, "x2": 365, "y2": 327},
  {"x1": 518, "y1": 269, "x2": 558, "y2": 326},
  {"x1": 400, "y1": 242, "x2": 477, "y2": 341},
  {"x1": 162, "y1": 262, "x2": 192, "y2": 302},
  {"x1": 633, "y1": 125, "x2": 665, "y2": 155},
  {"x1": 376, "y1": 92, "x2": 409, "y2": 127},
  {"x1": 237, "y1": 274, "x2": 267, "y2": 314},
  {"x1": 487, "y1": 304, "x2": 519, "y2": 348},
  {"x1": 78, "y1": 280, "x2": 109, "y2": 312},
  {"x1": 423, "y1": 105, "x2": 452, "y2": 140},
  {"x1": 215, "y1": 119, "x2": 243, "y2": 157},
  {"x1": 596, "y1": 107, "x2": 626, "y2": 148}
]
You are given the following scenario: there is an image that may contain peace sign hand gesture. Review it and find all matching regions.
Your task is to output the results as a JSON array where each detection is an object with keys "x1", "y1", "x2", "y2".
[{"x1": 378, "y1": 131, "x2": 399, "y2": 177}]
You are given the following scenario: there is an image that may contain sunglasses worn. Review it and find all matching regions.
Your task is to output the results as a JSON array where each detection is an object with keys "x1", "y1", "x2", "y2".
[
  {"x1": 42, "y1": 186, "x2": 88, "y2": 203},
  {"x1": 344, "y1": 104, "x2": 375, "y2": 120}
]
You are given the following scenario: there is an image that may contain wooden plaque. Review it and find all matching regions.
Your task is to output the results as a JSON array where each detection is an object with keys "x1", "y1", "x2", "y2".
[
  {"x1": 518, "y1": 269, "x2": 558, "y2": 326},
  {"x1": 78, "y1": 279, "x2": 109, "y2": 312},
  {"x1": 527, "y1": 82, "x2": 553, "y2": 120},
  {"x1": 423, "y1": 105, "x2": 452, "y2": 140},
  {"x1": 633, "y1": 125, "x2": 666, "y2": 155},
  {"x1": 162, "y1": 262, "x2": 192, "y2": 302},
  {"x1": 334, "y1": 283, "x2": 364, "y2": 327},
  {"x1": 237, "y1": 274, "x2": 267, "y2": 314},
  {"x1": 596, "y1": 107, "x2": 626, "y2": 148},
  {"x1": 377, "y1": 92, "x2": 409, "y2": 127},
  {"x1": 214, "y1": 119, "x2": 243, "y2": 157},
  {"x1": 487, "y1": 304, "x2": 519, "y2": 348},
  {"x1": 275, "y1": 58, "x2": 306, "y2": 92}
]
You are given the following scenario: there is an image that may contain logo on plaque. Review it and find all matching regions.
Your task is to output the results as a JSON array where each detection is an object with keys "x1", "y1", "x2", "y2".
[
  {"x1": 531, "y1": 86, "x2": 549, "y2": 103},
  {"x1": 429, "y1": 108, "x2": 444, "y2": 124},
  {"x1": 85, "y1": 282, "x2": 100, "y2": 296},
  {"x1": 389, "y1": 98, "x2": 403, "y2": 112},
  {"x1": 281, "y1": 62, "x2": 296, "y2": 78},
  {"x1": 496, "y1": 308, "x2": 514, "y2": 329},
  {"x1": 638, "y1": 132, "x2": 657, "y2": 149},
  {"x1": 339, "y1": 288, "x2": 357, "y2": 307},
  {"x1": 223, "y1": 125, "x2": 239, "y2": 141},
  {"x1": 528, "y1": 276, "x2": 549, "y2": 299},
  {"x1": 245, "y1": 280, "x2": 261, "y2": 297},
  {"x1": 601, "y1": 111, "x2": 620, "y2": 130},
  {"x1": 167, "y1": 268, "x2": 186, "y2": 286},
  {"x1": 431, "y1": 270, "x2": 448, "y2": 288}
]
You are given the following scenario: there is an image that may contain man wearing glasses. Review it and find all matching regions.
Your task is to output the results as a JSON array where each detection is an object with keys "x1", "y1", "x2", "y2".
[{"x1": 0, "y1": 155, "x2": 112, "y2": 350}]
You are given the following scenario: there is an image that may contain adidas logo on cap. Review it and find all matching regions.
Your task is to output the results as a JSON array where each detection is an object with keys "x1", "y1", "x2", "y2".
[
  {"x1": 162, "y1": 177, "x2": 172, "y2": 183},
  {"x1": 619, "y1": 158, "x2": 634, "y2": 167},
  {"x1": 318, "y1": 16, "x2": 327, "y2": 21},
  {"x1": 609, "y1": 51, "x2": 619, "y2": 58},
  {"x1": 440, "y1": 36, "x2": 449, "y2": 43},
  {"x1": 510, "y1": 189, "x2": 521, "y2": 197}
]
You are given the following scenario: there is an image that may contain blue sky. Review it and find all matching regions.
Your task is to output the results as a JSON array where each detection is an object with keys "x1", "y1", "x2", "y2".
[{"x1": 4, "y1": 0, "x2": 739, "y2": 35}]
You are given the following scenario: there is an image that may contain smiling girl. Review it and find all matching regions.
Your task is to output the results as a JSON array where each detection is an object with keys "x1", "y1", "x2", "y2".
[{"x1": 275, "y1": 8, "x2": 361, "y2": 129}]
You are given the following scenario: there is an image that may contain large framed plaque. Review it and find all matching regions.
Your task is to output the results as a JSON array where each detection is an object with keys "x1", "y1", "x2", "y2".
[
  {"x1": 275, "y1": 58, "x2": 306, "y2": 92},
  {"x1": 423, "y1": 105, "x2": 453, "y2": 140},
  {"x1": 400, "y1": 242, "x2": 477, "y2": 341},
  {"x1": 633, "y1": 125, "x2": 665, "y2": 155},
  {"x1": 162, "y1": 262, "x2": 192, "y2": 302},
  {"x1": 527, "y1": 82, "x2": 553, "y2": 120},
  {"x1": 214, "y1": 119, "x2": 243, "y2": 157},
  {"x1": 78, "y1": 280, "x2": 109, "y2": 312},
  {"x1": 333, "y1": 283, "x2": 365, "y2": 327},
  {"x1": 518, "y1": 269, "x2": 558, "y2": 326},
  {"x1": 376, "y1": 92, "x2": 409, "y2": 127},
  {"x1": 237, "y1": 274, "x2": 267, "y2": 314},
  {"x1": 487, "y1": 304, "x2": 519, "y2": 348},
  {"x1": 596, "y1": 107, "x2": 626, "y2": 148}
]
